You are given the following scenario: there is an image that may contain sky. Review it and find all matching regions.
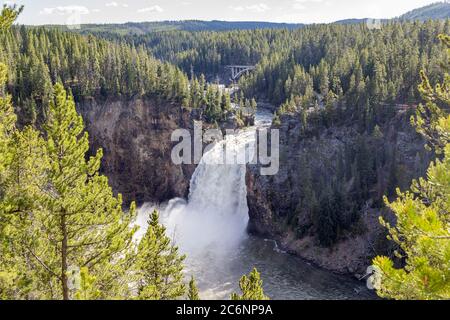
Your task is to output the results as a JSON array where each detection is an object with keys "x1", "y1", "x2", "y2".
[{"x1": 1, "y1": 0, "x2": 443, "y2": 25}]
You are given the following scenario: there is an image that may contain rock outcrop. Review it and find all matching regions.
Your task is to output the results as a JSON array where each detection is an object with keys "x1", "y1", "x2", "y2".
[
  {"x1": 77, "y1": 96, "x2": 431, "y2": 277},
  {"x1": 78, "y1": 97, "x2": 196, "y2": 205},
  {"x1": 246, "y1": 110, "x2": 433, "y2": 276}
]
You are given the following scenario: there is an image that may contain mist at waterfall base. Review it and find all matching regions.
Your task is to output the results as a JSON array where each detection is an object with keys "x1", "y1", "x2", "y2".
[{"x1": 135, "y1": 110, "x2": 375, "y2": 300}]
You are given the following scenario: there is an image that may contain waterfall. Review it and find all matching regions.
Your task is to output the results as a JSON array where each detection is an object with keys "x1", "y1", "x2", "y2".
[
  {"x1": 134, "y1": 110, "x2": 375, "y2": 300},
  {"x1": 162, "y1": 128, "x2": 257, "y2": 254},
  {"x1": 135, "y1": 109, "x2": 273, "y2": 253},
  {"x1": 134, "y1": 110, "x2": 273, "y2": 298}
]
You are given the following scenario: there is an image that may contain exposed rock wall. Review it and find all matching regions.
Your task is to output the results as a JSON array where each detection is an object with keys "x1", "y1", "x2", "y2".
[
  {"x1": 77, "y1": 96, "x2": 432, "y2": 276},
  {"x1": 78, "y1": 97, "x2": 196, "y2": 205},
  {"x1": 246, "y1": 111, "x2": 433, "y2": 275}
]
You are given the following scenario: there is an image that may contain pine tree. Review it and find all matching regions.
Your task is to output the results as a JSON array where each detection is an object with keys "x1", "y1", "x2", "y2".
[
  {"x1": 134, "y1": 210, "x2": 186, "y2": 300},
  {"x1": 0, "y1": 3, "x2": 19, "y2": 171},
  {"x1": 373, "y1": 35, "x2": 450, "y2": 300},
  {"x1": 373, "y1": 142, "x2": 450, "y2": 299},
  {"x1": 221, "y1": 92, "x2": 232, "y2": 112},
  {"x1": 187, "y1": 276, "x2": 200, "y2": 300},
  {"x1": 9, "y1": 83, "x2": 138, "y2": 300},
  {"x1": 0, "y1": 4, "x2": 29, "y2": 299},
  {"x1": 231, "y1": 268, "x2": 269, "y2": 300},
  {"x1": 0, "y1": 4, "x2": 22, "y2": 30},
  {"x1": 412, "y1": 35, "x2": 450, "y2": 154},
  {"x1": 315, "y1": 194, "x2": 339, "y2": 247},
  {"x1": 74, "y1": 267, "x2": 101, "y2": 300},
  {"x1": 0, "y1": 64, "x2": 17, "y2": 300},
  {"x1": 0, "y1": 63, "x2": 15, "y2": 174}
]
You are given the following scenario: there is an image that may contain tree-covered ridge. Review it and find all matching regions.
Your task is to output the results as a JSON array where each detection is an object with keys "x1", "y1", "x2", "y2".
[
  {"x1": 54, "y1": 20, "x2": 303, "y2": 36},
  {"x1": 121, "y1": 28, "x2": 294, "y2": 77},
  {"x1": 0, "y1": 26, "x2": 189, "y2": 121},
  {"x1": 240, "y1": 21, "x2": 449, "y2": 112},
  {"x1": 400, "y1": 2, "x2": 450, "y2": 21},
  {"x1": 112, "y1": 20, "x2": 450, "y2": 129},
  {"x1": 336, "y1": 2, "x2": 450, "y2": 25},
  {"x1": 0, "y1": 26, "x2": 247, "y2": 126}
]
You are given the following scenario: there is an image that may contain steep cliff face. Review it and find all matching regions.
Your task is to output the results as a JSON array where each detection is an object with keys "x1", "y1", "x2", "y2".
[
  {"x1": 246, "y1": 111, "x2": 432, "y2": 275},
  {"x1": 78, "y1": 97, "x2": 196, "y2": 205}
]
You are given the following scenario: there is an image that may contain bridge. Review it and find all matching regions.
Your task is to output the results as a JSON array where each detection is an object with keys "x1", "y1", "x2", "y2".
[{"x1": 225, "y1": 65, "x2": 256, "y2": 81}]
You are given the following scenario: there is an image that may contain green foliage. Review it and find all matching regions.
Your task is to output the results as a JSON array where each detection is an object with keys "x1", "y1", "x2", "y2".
[
  {"x1": 373, "y1": 142, "x2": 450, "y2": 299},
  {"x1": 56, "y1": 20, "x2": 302, "y2": 36},
  {"x1": 373, "y1": 34, "x2": 450, "y2": 300},
  {"x1": 0, "y1": 5, "x2": 22, "y2": 31},
  {"x1": 231, "y1": 268, "x2": 269, "y2": 300},
  {"x1": 0, "y1": 4, "x2": 23, "y2": 299},
  {"x1": 187, "y1": 276, "x2": 200, "y2": 300},
  {"x1": 40, "y1": 83, "x2": 137, "y2": 299},
  {"x1": 237, "y1": 20, "x2": 448, "y2": 130},
  {"x1": 412, "y1": 34, "x2": 450, "y2": 154},
  {"x1": 0, "y1": 26, "x2": 191, "y2": 125},
  {"x1": 1, "y1": 83, "x2": 138, "y2": 300},
  {"x1": 314, "y1": 193, "x2": 340, "y2": 247},
  {"x1": 134, "y1": 210, "x2": 186, "y2": 300},
  {"x1": 74, "y1": 267, "x2": 101, "y2": 300},
  {"x1": 0, "y1": 63, "x2": 15, "y2": 172}
]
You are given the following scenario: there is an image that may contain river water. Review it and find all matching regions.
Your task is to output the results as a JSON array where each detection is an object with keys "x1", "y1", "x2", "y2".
[{"x1": 136, "y1": 109, "x2": 376, "y2": 300}]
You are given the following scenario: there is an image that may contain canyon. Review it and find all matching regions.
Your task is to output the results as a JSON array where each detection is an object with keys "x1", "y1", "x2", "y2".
[{"x1": 78, "y1": 97, "x2": 431, "y2": 278}]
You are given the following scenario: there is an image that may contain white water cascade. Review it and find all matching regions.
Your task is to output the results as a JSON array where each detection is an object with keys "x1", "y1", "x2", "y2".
[
  {"x1": 135, "y1": 110, "x2": 375, "y2": 300},
  {"x1": 136, "y1": 110, "x2": 272, "y2": 251},
  {"x1": 134, "y1": 111, "x2": 272, "y2": 297},
  {"x1": 159, "y1": 110, "x2": 272, "y2": 253},
  {"x1": 163, "y1": 130, "x2": 255, "y2": 253}
]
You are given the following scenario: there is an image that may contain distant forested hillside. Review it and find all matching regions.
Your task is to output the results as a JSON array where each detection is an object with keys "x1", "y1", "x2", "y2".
[
  {"x1": 400, "y1": 2, "x2": 450, "y2": 21},
  {"x1": 334, "y1": 2, "x2": 450, "y2": 25},
  {"x1": 237, "y1": 21, "x2": 449, "y2": 111},
  {"x1": 120, "y1": 29, "x2": 292, "y2": 76},
  {"x1": 50, "y1": 2, "x2": 450, "y2": 36},
  {"x1": 0, "y1": 26, "x2": 244, "y2": 126},
  {"x1": 114, "y1": 20, "x2": 449, "y2": 116},
  {"x1": 46, "y1": 20, "x2": 303, "y2": 36}
]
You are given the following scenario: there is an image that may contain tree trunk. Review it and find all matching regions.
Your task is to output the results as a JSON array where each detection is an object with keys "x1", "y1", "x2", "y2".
[{"x1": 61, "y1": 212, "x2": 69, "y2": 300}]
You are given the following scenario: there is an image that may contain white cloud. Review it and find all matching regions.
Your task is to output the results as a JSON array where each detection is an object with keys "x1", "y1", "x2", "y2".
[
  {"x1": 294, "y1": 0, "x2": 324, "y2": 3},
  {"x1": 293, "y1": 0, "x2": 326, "y2": 10},
  {"x1": 137, "y1": 5, "x2": 164, "y2": 13},
  {"x1": 39, "y1": 6, "x2": 90, "y2": 16},
  {"x1": 230, "y1": 3, "x2": 270, "y2": 13},
  {"x1": 293, "y1": 3, "x2": 305, "y2": 10},
  {"x1": 3, "y1": 1, "x2": 17, "y2": 6},
  {"x1": 231, "y1": 6, "x2": 245, "y2": 12},
  {"x1": 105, "y1": 2, "x2": 129, "y2": 9}
]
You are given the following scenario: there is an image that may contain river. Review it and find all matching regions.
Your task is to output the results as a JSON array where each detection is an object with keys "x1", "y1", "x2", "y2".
[{"x1": 136, "y1": 109, "x2": 376, "y2": 300}]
